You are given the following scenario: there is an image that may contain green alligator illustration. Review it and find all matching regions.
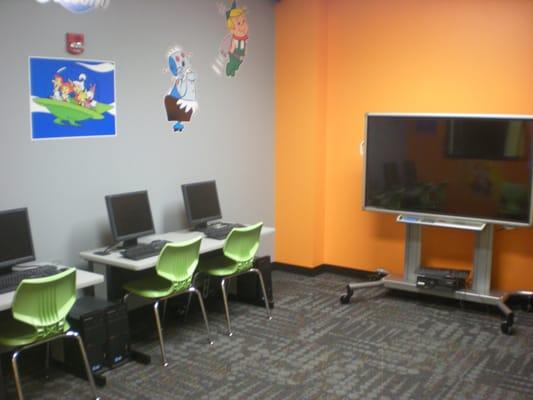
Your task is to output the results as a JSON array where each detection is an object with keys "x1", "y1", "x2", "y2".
[{"x1": 33, "y1": 98, "x2": 112, "y2": 127}]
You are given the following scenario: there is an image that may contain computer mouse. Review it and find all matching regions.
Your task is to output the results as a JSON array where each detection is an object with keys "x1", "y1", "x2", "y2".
[{"x1": 94, "y1": 250, "x2": 110, "y2": 256}]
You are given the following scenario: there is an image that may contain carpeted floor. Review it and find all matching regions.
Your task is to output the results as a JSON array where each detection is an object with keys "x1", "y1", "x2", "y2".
[{"x1": 4, "y1": 269, "x2": 533, "y2": 399}]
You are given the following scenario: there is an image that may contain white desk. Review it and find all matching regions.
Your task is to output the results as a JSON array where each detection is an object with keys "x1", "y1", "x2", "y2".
[
  {"x1": 79, "y1": 227, "x2": 275, "y2": 300},
  {"x1": 0, "y1": 269, "x2": 104, "y2": 312}
]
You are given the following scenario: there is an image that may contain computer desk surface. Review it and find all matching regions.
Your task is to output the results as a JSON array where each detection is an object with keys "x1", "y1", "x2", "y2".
[
  {"x1": 0, "y1": 268, "x2": 104, "y2": 312},
  {"x1": 80, "y1": 226, "x2": 275, "y2": 272}
]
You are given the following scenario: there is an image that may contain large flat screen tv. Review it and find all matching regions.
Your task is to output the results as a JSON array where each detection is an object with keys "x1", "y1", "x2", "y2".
[{"x1": 364, "y1": 113, "x2": 533, "y2": 226}]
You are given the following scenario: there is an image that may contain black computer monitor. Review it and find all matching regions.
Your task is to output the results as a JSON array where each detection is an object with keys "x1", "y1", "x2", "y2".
[
  {"x1": 105, "y1": 190, "x2": 155, "y2": 248},
  {"x1": 0, "y1": 208, "x2": 36, "y2": 273},
  {"x1": 181, "y1": 180, "x2": 222, "y2": 229}
]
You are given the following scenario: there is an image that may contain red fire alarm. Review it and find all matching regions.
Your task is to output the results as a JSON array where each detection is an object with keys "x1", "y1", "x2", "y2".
[{"x1": 66, "y1": 33, "x2": 84, "y2": 55}]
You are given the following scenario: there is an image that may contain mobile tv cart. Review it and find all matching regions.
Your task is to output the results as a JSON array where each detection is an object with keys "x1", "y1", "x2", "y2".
[{"x1": 340, "y1": 215, "x2": 522, "y2": 335}]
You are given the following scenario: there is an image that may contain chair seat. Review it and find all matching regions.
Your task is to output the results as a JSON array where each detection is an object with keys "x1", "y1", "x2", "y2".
[
  {"x1": 198, "y1": 255, "x2": 240, "y2": 277},
  {"x1": 123, "y1": 274, "x2": 177, "y2": 299},
  {"x1": 0, "y1": 318, "x2": 69, "y2": 347}
]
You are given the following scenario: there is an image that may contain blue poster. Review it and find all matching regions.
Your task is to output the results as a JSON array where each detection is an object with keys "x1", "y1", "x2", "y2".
[{"x1": 29, "y1": 57, "x2": 116, "y2": 140}]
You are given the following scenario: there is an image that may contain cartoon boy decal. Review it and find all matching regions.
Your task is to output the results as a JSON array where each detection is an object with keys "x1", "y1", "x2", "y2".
[{"x1": 213, "y1": 1, "x2": 249, "y2": 77}]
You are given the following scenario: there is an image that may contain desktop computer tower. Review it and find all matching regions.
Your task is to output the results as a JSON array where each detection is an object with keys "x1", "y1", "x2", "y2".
[
  {"x1": 59, "y1": 297, "x2": 130, "y2": 375},
  {"x1": 104, "y1": 302, "x2": 129, "y2": 367},
  {"x1": 61, "y1": 297, "x2": 108, "y2": 374},
  {"x1": 236, "y1": 256, "x2": 274, "y2": 308}
]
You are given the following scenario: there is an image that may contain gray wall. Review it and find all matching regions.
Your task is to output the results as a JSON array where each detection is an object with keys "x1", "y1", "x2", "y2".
[{"x1": 0, "y1": 0, "x2": 275, "y2": 266}]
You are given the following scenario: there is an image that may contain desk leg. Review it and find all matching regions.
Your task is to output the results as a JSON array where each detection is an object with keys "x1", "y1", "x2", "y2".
[
  {"x1": 106, "y1": 267, "x2": 157, "y2": 302},
  {"x1": 82, "y1": 261, "x2": 96, "y2": 297},
  {"x1": 0, "y1": 361, "x2": 6, "y2": 400}
]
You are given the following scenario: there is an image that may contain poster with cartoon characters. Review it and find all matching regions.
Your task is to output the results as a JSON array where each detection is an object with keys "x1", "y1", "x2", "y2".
[
  {"x1": 29, "y1": 57, "x2": 116, "y2": 140},
  {"x1": 212, "y1": 1, "x2": 249, "y2": 77},
  {"x1": 164, "y1": 47, "x2": 198, "y2": 132}
]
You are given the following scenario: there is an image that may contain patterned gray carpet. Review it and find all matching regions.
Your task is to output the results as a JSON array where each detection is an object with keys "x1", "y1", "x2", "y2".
[{"x1": 3, "y1": 269, "x2": 533, "y2": 399}]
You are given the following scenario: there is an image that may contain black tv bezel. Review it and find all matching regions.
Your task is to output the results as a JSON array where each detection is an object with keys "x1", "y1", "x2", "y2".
[
  {"x1": 181, "y1": 180, "x2": 222, "y2": 229},
  {"x1": 0, "y1": 207, "x2": 36, "y2": 270},
  {"x1": 104, "y1": 190, "x2": 155, "y2": 244},
  {"x1": 362, "y1": 113, "x2": 533, "y2": 227}
]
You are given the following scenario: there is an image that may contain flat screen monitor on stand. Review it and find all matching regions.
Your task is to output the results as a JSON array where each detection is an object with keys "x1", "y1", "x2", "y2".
[
  {"x1": 105, "y1": 190, "x2": 155, "y2": 249},
  {"x1": 341, "y1": 113, "x2": 533, "y2": 335},
  {"x1": 0, "y1": 208, "x2": 36, "y2": 274},
  {"x1": 181, "y1": 180, "x2": 222, "y2": 231},
  {"x1": 363, "y1": 113, "x2": 533, "y2": 226}
]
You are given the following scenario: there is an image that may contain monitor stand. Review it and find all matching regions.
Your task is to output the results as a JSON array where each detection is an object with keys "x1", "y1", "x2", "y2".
[
  {"x1": 120, "y1": 238, "x2": 139, "y2": 249},
  {"x1": 192, "y1": 222, "x2": 209, "y2": 232},
  {"x1": 0, "y1": 262, "x2": 38, "y2": 275},
  {"x1": 11, "y1": 263, "x2": 40, "y2": 272},
  {"x1": 340, "y1": 216, "x2": 517, "y2": 334}
]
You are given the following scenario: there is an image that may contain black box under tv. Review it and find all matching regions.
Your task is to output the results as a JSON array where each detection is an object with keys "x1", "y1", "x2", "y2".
[{"x1": 415, "y1": 267, "x2": 469, "y2": 291}]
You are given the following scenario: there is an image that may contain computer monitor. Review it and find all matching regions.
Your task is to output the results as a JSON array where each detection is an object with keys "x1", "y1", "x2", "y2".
[
  {"x1": 0, "y1": 208, "x2": 36, "y2": 273},
  {"x1": 105, "y1": 190, "x2": 155, "y2": 248},
  {"x1": 181, "y1": 180, "x2": 222, "y2": 229}
]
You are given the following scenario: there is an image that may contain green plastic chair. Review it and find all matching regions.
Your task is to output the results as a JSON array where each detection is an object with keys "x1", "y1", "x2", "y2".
[
  {"x1": 198, "y1": 222, "x2": 272, "y2": 336},
  {"x1": 0, "y1": 268, "x2": 99, "y2": 400},
  {"x1": 122, "y1": 236, "x2": 211, "y2": 367}
]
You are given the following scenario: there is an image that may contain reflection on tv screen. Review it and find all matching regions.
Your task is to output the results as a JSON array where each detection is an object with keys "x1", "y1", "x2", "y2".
[{"x1": 364, "y1": 114, "x2": 533, "y2": 225}]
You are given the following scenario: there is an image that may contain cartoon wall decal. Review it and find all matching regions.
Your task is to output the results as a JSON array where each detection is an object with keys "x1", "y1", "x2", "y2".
[
  {"x1": 212, "y1": 1, "x2": 249, "y2": 77},
  {"x1": 164, "y1": 46, "x2": 198, "y2": 132},
  {"x1": 35, "y1": 0, "x2": 110, "y2": 14},
  {"x1": 29, "y1": 57, "x2": 116, "y2": 140}
]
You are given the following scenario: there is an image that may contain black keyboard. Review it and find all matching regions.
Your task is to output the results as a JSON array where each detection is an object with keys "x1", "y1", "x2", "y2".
[
  {"x1": 0, "y1": 265, "x2": 60, "y2": 294},
  {"x1": 121, "y1": 243, "x2": 162, "y2": 260},
  {"x1": 202, "y1": 223, "x2": 243, "y2": 240}
]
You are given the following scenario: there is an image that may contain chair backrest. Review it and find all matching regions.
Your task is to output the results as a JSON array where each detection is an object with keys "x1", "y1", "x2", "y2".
[
  {"x1": 156, "y1": 236, "x2": 202, "y2": 284},
  {"x1": 12, "y1": 268, "x2": 76, "y2": 336},
  {"x1": 223, "y1": 222, "x2": 263, "y2": 267}
]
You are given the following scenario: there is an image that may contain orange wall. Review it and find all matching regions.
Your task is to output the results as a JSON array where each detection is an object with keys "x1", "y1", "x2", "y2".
[
  {"x1": 276, "y1": 0, "x2": 533, "y2": 290},
  {"x1": 275, "y1": 0, "x2": 327, "y2": 267}
]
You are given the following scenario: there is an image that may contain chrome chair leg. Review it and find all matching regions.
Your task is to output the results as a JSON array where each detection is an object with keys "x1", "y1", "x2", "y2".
[
  {"x1": 153, "y1": 301, "x2": 168, "y2": 367},
  {"x1": 251, "y1": 268, "x2": 272, "y2": 320},
  {"x1": 190, "y1": 287, "x2": 214, "y2": 345},
  {"x1": 185, "y1": 274, "x2": 204, "y2": 321},
  {"x1": 67, "y1": 331, "x2": 100, "y2": 400},
  {"x1": 220, "y1": 278, "x2": 233, "y2": 336},
  {"x1": 11, "y1": 350, "x2": 23, "y2": 400}
]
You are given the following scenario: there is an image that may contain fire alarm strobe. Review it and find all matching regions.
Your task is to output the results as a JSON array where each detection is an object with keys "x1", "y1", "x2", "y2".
[{"x1": 66, "y1": 33, "x2": 84, "y2": 55}]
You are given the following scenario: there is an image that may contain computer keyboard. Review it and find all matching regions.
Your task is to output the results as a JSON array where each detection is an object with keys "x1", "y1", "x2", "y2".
[
  {"x1": 0, "y1": 265, "x2": 60, "y2": 294},
  {"x1": 202, "y1": 223, "x2": 243, "y2": 240},
  {"x1": 121, "y1": 243, "x2": 164, "y2": 260}
]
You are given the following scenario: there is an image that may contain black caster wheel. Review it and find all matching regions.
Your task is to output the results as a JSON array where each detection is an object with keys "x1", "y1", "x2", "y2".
[
  {"x1": 501, "y1": 321, "x2": 513, "y2": 335},
  {"x1": 375, "y1": 268, "x2": 388, "y2": 280},
  {"x1": 340, "y1": 285, "x2": 354, "y2": 304},
  {"x1": 94, "y1": 374, "x2": 107, "y2": 387},
  {"x1": 520, "y1": 295, "x2": 533, "y2": 312}
]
